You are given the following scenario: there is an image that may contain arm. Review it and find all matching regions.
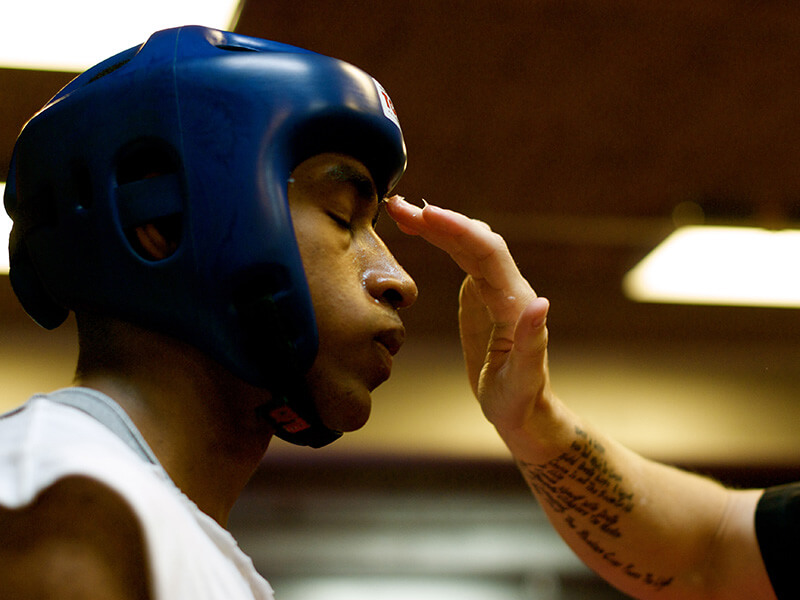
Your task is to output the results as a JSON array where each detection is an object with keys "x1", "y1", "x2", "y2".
[
  {"x1": 0, "y1": 476, "x2": 152, "y2": 600},
  {"x1": 386, "y1": 196, "x2": 775, "y2": 600}
]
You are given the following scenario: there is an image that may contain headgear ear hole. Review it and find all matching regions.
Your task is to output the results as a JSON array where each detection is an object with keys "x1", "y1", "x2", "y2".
[
  {"x1": 115, "y1": 138, "x2": 185, "y2": 261},
  {"x1": 116, "y1": 138, "x2": 180, "y2": 184}
]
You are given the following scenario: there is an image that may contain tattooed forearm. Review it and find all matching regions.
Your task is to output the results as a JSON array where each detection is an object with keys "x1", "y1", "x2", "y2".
[
  {"x1": 517, "y1": 426, "x2": 633, "y2": 515},
  {"x1": 517, "y1": 426, "x2": 673, "y2": 592}
]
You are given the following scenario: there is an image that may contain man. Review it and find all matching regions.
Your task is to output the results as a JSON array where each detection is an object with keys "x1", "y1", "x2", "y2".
[
  {"x1": 0, "y1": 26, "x2": 417, "y2": 599},
  {"x1": 386, "y1": 197, "x2": 789, "y2": 599}
]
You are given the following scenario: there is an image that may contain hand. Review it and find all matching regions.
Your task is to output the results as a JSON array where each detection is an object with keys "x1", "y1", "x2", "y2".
[{"x1": 386, "y1": 196, "x2": 552, "y2": 437}]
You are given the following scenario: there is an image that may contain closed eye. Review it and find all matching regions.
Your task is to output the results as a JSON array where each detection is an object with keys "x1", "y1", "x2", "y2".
[{"x1": 328, "y1": 212, "x2": 353, "y2": 231}]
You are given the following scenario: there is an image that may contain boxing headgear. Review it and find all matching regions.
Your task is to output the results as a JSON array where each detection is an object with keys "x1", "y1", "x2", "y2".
[{"x1": 4, "y1": 26, "x2": 407, "y2": 447}]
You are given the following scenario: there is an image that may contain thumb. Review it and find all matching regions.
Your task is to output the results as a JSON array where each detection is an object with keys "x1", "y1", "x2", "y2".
[
  {"x1": 512, "y1": 297, "x2": 550, "y2": 356},
  {"x1": 481, "y1": 297, "x2": 551, "y2": 432},
  {"x1": 505, "y1": 297, "x2": 551, "y2": 399}
]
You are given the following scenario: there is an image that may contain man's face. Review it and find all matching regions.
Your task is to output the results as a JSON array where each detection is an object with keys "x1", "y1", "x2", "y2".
[{"x1": 288, "y1": 153, "x2": 418, "y2": 432}]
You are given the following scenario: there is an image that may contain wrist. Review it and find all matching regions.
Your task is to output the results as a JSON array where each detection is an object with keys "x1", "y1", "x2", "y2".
[{"x1": 494, "y1": 392, "x2": 579, "y2": 464}]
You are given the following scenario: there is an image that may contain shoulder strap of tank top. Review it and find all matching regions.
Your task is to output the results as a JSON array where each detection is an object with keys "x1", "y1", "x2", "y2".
[{"x1": 46, "y1": 388, "x2": 160, "y2": 466}]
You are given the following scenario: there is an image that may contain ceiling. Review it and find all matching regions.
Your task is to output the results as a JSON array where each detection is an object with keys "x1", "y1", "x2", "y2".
[{"x1": 2, "y1": 0, "x2": 800, "y2": 478}]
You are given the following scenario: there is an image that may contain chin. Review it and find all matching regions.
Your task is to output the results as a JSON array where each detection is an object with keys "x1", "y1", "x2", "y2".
[
  {"x1": 330, "y1": 399, "x2": 372, "y2": 432},
  {"x1": 316, "y1": 387, "x2": 373, "y2": 433},
  {"x1": 339, "y1": 414, "x2": 370, "y2": 433}
]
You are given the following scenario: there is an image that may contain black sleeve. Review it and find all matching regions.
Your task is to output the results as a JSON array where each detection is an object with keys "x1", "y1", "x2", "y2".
[{"x1": 755, "y1": 482, "x2": 800, "y2": 599}]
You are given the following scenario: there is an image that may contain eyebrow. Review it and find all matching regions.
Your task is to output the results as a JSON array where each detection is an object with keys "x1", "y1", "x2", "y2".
[
  {"x1": 325, "y1": 163, "x2": 377, "y2": 200},
  {"x1": 324, "y1": 162, "x2": 383, "y2": 224}
]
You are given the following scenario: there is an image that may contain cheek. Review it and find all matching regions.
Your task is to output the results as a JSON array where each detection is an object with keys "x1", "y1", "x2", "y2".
[
  {"x1": 304, "y1": 263, "x2": 370, "y2": 372},
  {"x1": 305, "y1": 250, "x2": 360, "y2": 321},
  {"x1": 300, "y1": 233, "x2": 373, "y2": 314},
  {"x1": 302, "y1": 262, "x2": 374, "y2": 432}
]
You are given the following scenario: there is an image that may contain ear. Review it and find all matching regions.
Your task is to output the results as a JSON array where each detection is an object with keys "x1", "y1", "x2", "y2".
[{"x1": 134, "y1": 223, "x2": 178, "y2": 260}]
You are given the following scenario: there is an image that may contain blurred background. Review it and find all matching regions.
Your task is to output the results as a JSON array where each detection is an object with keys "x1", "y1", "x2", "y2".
[{"x1": 3, "y1": 1, "x2": 800, "y2": 598}]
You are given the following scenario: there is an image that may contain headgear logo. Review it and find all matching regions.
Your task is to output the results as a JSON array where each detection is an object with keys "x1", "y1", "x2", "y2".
[
  {"x1": 373, "y1": 79, "x2": 401, "y2": 130},
  {"x1": 269, "y1": 405, "x2": 311, "y2": 433}
]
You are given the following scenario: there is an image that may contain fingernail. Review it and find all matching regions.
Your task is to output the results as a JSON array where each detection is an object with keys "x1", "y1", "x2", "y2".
[
  {"x1": 421, "y1": 198, "x2": 429, "y2": 207},
  {"x1": 385, "y1": 195, "x2": 404, "y2": 209}
]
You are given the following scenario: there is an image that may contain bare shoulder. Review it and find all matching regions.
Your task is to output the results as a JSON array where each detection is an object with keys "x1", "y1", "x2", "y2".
[{"x1": 0, "y1": 475, "x2": 151, "y2": 600}]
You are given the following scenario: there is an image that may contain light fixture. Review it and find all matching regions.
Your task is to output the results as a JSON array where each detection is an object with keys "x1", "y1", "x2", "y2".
[
  {"x1": 269, "y1": 577, "x2": 530, "y2": 600},
  {"x1": 2, "y1": 0, "x2": 243, "y2": 72},
  {"x1": 623, "y1": 225, "x2": 800, "y2": 308}
]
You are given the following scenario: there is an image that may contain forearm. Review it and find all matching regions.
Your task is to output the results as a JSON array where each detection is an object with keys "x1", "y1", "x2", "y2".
[
  {"x1": 383, "y1": 198, "x2": 774, "y2": 598},
  {"x1": 499, "y1": 398, "x2": 773, "y2": 600}
]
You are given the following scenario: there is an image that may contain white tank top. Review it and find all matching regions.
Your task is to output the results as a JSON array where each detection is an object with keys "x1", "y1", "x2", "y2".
[{"x1": 0, "y1": 388, "x2": 275, "y2": 600}]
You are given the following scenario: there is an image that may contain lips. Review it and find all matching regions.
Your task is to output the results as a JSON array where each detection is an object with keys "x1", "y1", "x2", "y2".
[
  {"x1": 374, "y1": 326, "x2": 405, "y2": 357},
  {"x1": 371, "y1": 326, "x2": 405, "y2": 385}
]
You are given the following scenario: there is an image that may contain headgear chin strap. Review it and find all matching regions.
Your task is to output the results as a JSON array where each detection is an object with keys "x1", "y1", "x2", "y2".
[{"x1": 4, "y1": 26, "x2": 407, "y2": 448}]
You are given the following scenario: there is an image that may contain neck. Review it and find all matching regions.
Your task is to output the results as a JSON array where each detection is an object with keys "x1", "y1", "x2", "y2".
[{"x1": 75, "y1": 321, "x2": 275, "y2": 525}]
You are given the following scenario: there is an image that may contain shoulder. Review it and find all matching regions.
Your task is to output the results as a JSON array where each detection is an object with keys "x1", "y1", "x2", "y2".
[
  {"x1": 1, "y1": 393, "x2": 161, "y2": 507},
  {"x1": 0, "y1": 475, "x2": 152, "y2": 600}
]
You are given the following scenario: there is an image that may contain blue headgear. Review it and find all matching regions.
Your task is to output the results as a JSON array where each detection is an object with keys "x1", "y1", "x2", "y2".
[{"x1": 4, "y1": 26, "x2": 407, "y2": 447}]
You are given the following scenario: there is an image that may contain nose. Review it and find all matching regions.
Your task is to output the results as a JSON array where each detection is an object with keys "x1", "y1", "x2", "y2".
[{"x1": 363, "y1": 236, "x2": 418, "y2": 309}]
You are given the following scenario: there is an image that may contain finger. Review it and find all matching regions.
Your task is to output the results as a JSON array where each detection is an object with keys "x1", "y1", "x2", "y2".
[
  {"x1": 421, "y1": 203, "x2": 537, "y2": 329},
  {"x1": 385, "y1": 195, "x2": 424, "y2": 235},
  {"x1": 387, "y1": 197, "x2": 535, "y2": 306},
  {"x1": 512, "y1": 297, "x2": 550, "y2": 357},
  {"x1": 387, "y1": 196, "x2": 492, "y2": 256},
  {"x1": 503, "y1": 297, "x2": 551, "y2": 408},
  {"x1": 480, "y1": 297, "x2": 551, "y2": 429},
  {"x1": 395, "y1": 200, "x2": 511, "y2": 280},
  {"x1": 458, "y1": 276, "x2": 492, "y2": 395}
]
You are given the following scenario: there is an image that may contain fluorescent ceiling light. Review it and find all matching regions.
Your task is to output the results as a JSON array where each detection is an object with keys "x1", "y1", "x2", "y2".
[
  {"x1": 1, "y1": 183, "x2": 9, "y2": 274},
  {"x1": 273, "y1": 577, "x2": 525, "y2": 600},
  {"x1": 1, "y1": 0, "x2": 242, "y2": 72},
  {"x1": 623, "y1": 225, "x2": 800, "y2": 308}
]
